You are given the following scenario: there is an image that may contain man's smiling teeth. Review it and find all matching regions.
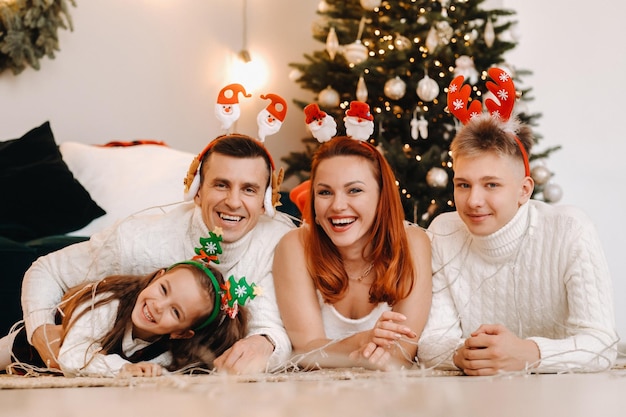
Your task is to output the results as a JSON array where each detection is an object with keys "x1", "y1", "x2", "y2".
[
  {"x1": 220, "y1": 213, "x2": 242, "y2": 222},
  {"x1": 143, "y1": 305, "x2": 155, "y2": 322},
  {"x1": 331, "y1": 218, "x2": 355, "y2": 225}
]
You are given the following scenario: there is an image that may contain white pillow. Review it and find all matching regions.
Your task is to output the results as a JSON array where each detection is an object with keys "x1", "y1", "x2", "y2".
[{"x1": 59, "y1": 142, "x2": 195, "y2": 236}]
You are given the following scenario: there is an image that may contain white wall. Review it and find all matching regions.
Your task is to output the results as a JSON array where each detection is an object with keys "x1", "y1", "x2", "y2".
[
  {"x1": 503, "y1": 0, "x2": 626, "y2": 341},
  {"x1": 0, "y1": 0, "x2": 318, "y2": 183},
  {"x1": 2, "y1": 1, "x2": 623, "y2": 340}
]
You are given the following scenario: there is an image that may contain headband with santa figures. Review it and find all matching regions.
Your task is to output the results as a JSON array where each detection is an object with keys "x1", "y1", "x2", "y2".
[
  {"x1": 447, "y1": 67, "x2": 530, "y2": 177},
  {"x1": 304, "y1": 100, "x2": 374, "y2": 143},
  {"x1": 290, "y1": 101, "x2": 377, "y2": 214},
  {"x1": 183, "y1": 83, "x2": 287, "y2": 217}
]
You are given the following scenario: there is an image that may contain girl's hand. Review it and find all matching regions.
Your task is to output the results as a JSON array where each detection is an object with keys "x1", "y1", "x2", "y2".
[{"x1": 120, "y1": 362, "x2": 164, "y2": 377}]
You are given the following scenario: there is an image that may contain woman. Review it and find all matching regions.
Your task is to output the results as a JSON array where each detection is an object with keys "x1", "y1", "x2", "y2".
[{"x1": 274, "y1": 119, "x2": 432, "y2": 370}]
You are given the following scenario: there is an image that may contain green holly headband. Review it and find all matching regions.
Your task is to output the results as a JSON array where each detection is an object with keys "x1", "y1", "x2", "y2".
[
  {"x1": 168, "y1": 260, "x2": 222, "y2": 331},
  {"x1": 169, "y1": 229, "x2": 261, "y2": 330}
]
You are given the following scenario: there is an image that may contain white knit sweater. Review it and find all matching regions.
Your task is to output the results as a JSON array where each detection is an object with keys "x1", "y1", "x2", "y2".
[
  {"x1": 57, "y1": 297, "x2": 172, "y2": 377},
  {"x1": 21, "y1": 202, "x2": 295, "y2": 369},
  {"x1": 418, "y1": 200, "x2": 618, "y2": 372}
]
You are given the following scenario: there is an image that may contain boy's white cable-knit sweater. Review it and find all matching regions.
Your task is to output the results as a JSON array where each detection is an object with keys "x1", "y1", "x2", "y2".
[
  {"x1": 21, "y1": 202, "x2": 294, "y2": 370},
  {"x1": 418, "y1": 200, "x2": 618, "y2": 372}
]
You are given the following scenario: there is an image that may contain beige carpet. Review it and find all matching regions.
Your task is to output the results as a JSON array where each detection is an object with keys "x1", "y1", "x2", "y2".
[{"x1": 0, "y1": 368, "x2": 462, "y2": 390}]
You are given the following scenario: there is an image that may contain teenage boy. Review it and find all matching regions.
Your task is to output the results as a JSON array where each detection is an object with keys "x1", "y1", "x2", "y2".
[{"x1": 418, "y1": 69, "x2": 618, "y2": 375}]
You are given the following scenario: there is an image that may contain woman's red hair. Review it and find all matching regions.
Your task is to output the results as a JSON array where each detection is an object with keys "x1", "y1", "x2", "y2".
[{"x1": 305, "y1": 137, "x2": 415, "y2": 305}]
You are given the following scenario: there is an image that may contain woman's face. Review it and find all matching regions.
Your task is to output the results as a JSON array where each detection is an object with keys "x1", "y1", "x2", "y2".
[
  {"x1": 313, "y1": 155, "x2": 380, "y2": 252},
  {"x1": 131, "y1": 267, "x2": 212, "y2": 341}
]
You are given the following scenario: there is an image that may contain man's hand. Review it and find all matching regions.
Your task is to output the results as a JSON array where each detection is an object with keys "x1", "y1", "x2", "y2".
[
  {"x1": 453, "y1": 324, "x2": 540, "y2": 376},
  {"x1": 31, "y1": 324, "x2": 63, "y2": 369},
  {"x1": 213, "y1": 334, "x2": 274, "y2": 374}
]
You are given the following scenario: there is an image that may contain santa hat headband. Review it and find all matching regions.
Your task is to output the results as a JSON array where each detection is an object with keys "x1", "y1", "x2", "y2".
[
  {"x1": 183, "y1": 84, "x2": 286, "y2": 217},
  {"x1": 293, "y1": 101, "x2": 378, "y2": 216},
  {"x1": 447, "y1": 67, "x2": 530, "y2": 177},
  {"x1": 304, "y1": 101, "x2": 375, "y2": 143}
]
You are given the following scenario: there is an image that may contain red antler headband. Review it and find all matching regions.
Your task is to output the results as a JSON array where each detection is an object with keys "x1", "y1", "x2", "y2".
[
  {"x1": 183, "y1": 84, "x2": 286, "y2": 216},
  {"x1": 447, "y1": 67, "x2": 530, "y2": 177}
]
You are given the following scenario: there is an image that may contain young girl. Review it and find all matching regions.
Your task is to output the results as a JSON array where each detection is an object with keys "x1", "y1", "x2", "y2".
[{"x1": 0, "y1": 261, "x2": 248, "y2": 377}]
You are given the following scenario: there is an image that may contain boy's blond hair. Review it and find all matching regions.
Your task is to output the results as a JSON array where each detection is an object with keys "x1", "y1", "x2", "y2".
[{"x1": 450, "y1": 115, "x2": 534, "y2": 166}]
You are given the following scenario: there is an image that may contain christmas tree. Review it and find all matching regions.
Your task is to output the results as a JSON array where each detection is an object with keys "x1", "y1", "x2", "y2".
[{"x1": 284, "y1": 0, "x2": 560, "y2": 226}]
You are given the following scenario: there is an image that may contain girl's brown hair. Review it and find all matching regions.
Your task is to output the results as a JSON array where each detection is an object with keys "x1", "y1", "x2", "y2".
[{"x1": 305, "y1": 136, "x2": 415, "y2": 305}]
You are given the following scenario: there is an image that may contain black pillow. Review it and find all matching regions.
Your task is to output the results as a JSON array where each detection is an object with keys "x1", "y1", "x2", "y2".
[{"x1": 0, "y1": 122, "x2": 106, "y2": 241}]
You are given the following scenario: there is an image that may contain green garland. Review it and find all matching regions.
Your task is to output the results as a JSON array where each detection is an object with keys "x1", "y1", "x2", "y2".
[{"x1": 0, "y1": 0, "x2": 75, "y2": 75}]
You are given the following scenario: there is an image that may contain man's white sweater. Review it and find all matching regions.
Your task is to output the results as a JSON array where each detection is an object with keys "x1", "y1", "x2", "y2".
[{"x1": 21, "y1": 202, "x2": 294, "y2": 369}]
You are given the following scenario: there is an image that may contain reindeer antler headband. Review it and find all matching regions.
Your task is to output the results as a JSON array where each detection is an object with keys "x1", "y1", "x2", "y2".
[
  {"x1": 183, "y1": 83, "x2": 286, "y2": 216},
  {"x1": 447, "y1": 67, "x2": 530, "y2": 177}
]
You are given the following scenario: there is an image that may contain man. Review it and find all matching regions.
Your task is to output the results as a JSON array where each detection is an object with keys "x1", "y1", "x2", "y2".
[{"x1": 22, "y1": 134, "x2": 294, "y2": 374}]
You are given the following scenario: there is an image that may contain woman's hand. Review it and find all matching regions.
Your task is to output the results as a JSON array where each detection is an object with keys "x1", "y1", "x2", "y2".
[
  {"x1": 120, "y1": 362, "x2": 164, "y2": 377},
  {"x1": 349, "y1": 311, "x2": 418, "y2": 370}
]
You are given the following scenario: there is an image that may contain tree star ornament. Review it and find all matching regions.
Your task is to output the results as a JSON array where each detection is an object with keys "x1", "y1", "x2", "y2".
[
  {"x1": 193, "y1": 230, "x2": 224, "y2": 264},
  {"x1": 220, "y1": 276, "x2": 259, "y2": 318}
]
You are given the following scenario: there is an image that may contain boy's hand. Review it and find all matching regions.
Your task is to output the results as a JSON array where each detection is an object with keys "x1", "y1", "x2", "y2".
[{"x1": 453, "y1": 324, "x2": 540, "y2": 376}]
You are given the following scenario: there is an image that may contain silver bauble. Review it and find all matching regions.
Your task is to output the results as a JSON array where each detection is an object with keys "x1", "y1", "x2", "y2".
[
  {"x1": 531, "y1": 165, "x2": 551, "y2": 186},
  {"x1": 288, "y1": 68, "x2": 303, "y2": 82},
  {"x1": 416, "y1": 75, "x2": 440, "y2": 102},
  {"x1": 342, "y1": 40, "x2": 369, "y2": 65},
  {"x1": 426, "y1": 167, "x2": 449, "y2": 189},
  {"x1": 394, "y1": 34, "x2": 412, "y2": 51},
  {"x1": 543, "y1": 183, "x2": 563, "y2": 203},
  {"x1": 384, "y1": 76, "x2": 406, "y2": 100},
  {"x1": 360, "y1": 0, "x2": 382, "y2": 10},
  {"x1": 318, "y1": 86, "x2": 340, "y2": 107}
]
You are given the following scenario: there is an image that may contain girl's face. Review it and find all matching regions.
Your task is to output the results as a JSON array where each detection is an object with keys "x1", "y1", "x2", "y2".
[
  {"x1": 313, "y1": 155, "x2": 380, "y2": 252},
  {"x1": 452, "y1": 151, "x2": 533, "y2": 236},
  {"x1": 131, "y1": 268, "x2": 212, "y2": 341}
]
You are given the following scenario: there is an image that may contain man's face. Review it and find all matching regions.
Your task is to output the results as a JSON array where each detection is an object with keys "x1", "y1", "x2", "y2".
[
  {"x1": 194, "y1": 153, "x2": 269, "y2": 243},
  {"x1": 452, "y1": 151, "x2": 533, "y2": 236}
]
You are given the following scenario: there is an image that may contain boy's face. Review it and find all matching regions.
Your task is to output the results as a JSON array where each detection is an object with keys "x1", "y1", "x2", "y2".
[{"x1": 452, "y1": 151, "x2": 533, "y2": 236}]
